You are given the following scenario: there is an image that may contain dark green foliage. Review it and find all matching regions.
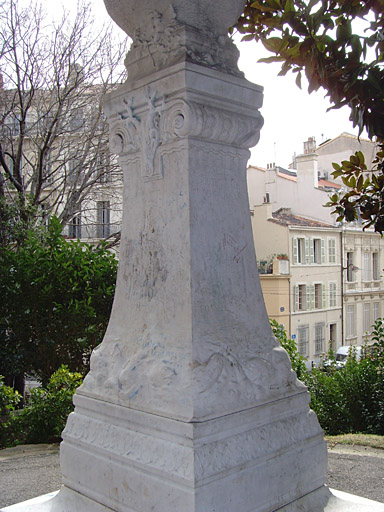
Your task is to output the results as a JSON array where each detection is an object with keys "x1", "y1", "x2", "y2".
[
  {"x1": 306, "y1": 357, "x2": 384, "y2": 435},
  {"x1": 0, "y1": 377, "x2": 22, "y2": 448},
  {"x1": 0, "y1": 376, "x2": 22, "y2": 416},
  {"x1": 270, "y1": 318, "x2": 307, "y2": 379},
  {"x1": 235, "y1": 0, "x2": 384, "y2": 140},
  {"x1": 235, "y1": 1, "x2": 384, "y2": 232},
  {"x1": 0, "y1": 217, "x2": 118, "y2": 384},
  {"x1": 272, "y1": 320, "x2": 384, "y2": 435},
  {"x1": 0, "y1": 366, "x2": 82, "y2": 447}
]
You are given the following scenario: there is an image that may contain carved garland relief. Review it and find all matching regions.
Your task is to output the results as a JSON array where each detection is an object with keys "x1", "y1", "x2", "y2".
[{"x1": 109, "y1": 91, "x2": 262, "y2": 181}]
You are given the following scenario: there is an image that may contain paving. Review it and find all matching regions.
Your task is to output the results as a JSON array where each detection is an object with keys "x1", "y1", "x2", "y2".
[{"x1": 0, "y1": 443, "x2": 384, "y2": 508}]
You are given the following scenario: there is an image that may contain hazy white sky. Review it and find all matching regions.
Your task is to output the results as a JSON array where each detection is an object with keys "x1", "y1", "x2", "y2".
[{"x1": 47, "y1": 0, "x2": 362, "y2": 169}]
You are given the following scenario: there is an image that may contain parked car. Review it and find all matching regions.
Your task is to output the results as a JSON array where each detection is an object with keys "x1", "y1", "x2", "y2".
[{"x1": 323, "y1": 345, "x2": 362, "y2": 370}]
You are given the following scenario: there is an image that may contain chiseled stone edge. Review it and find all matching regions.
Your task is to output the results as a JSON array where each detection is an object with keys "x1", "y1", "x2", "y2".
[{"x1": 62, "y1": 392, "x2": 324, "y2": 485}]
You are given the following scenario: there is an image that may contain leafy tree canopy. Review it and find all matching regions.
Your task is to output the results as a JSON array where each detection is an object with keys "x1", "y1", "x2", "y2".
[
  {"x1": 0, "y1": 217, "x2": 118, "y2": 385},
  {"x1": 235, "y1": 0, "x2": 384, "y2": 231}
]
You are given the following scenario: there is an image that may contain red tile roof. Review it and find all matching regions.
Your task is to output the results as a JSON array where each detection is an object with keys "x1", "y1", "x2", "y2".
[{"x1": 269, "y1": 208, "x2": 335, "y2": 228}]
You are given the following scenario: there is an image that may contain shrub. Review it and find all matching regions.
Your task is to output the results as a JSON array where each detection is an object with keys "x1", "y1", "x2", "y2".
[
  {"x1": 272, "y1": 321, "x2": 384, "y2": 435},
  {"x1": 0, "y1": 377, "x2": 22, "y2": 448},
  {"x1": 270, "y1": 319, "x2": 308, "y2": 380},
  {"x1": 2, "y1": 366, "x2": 82, "y2": 447},
  {"x1": 0, "y1": 217, "x2": 118, "y2": 384}
]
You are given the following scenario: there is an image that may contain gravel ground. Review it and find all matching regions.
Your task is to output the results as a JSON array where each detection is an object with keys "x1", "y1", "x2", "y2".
[
  {"x1": 0, "y1": 446, "x2": 61, "y2": 508},
  {"x1": 1, "y1": 444, "x2": 384, "y2": 508},
  {"x1": 327, "y1": 445, "x2": 384, "y2": 503}
]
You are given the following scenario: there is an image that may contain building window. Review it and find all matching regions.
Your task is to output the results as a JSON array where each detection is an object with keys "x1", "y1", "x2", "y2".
[
  {"x1": 373, "y1": 302, "x2": 380, "y2": 322},
  {"x1": 97, "y1": 150, "x2": 111, "y2": 183},
  {"x1": 313, "y1": 238, "x2": 324, "y2": 264},
  {"x1": 328, "y1": 238, "x2": 336, "y2": 264},
  {"x1": 68, "y1": 215, "x2": 81, "y2": 239},
  {"x1": 372, "y1": 253, "x2": 380, "y2": 281},
  {"x1": 346, "y1": 252, "x2": 354, "y2": 282},
  {"x1": 314, "y1": 283, "x2": 323, "y2": 309},
  {"x1": 363, "y1": 303, "x2": 371, "y2": 333},
  {"x1": 363, "y1": 252, "x2": 371, "y2": 281},
  {"x1": 70, "y1": 107, "x2": 84, "y2": 131},
  {"x1": 42, "y1": 149, "x2": 53, "y2": 184},
  {"x1": 329, "y1": 323, "x2": 337, "y2": 351},
  {"x1": 314, "y1": 323, "x2": 325, "y2": 354},
  {"x1": 329, "y1": 282, "x2": 337, "y2": 307},
  {"x1": 294, "y1": 284, "x2": 309, "y2": 311},
  {"x1": 97, "y1": 200, "x2": 110, "y2": 238},
  {"x1": 293, "y1": 237, "x2": 307, "y2": 264},
  {"x1": 346, "y1": 304, "x2": 356, "y2": 338},
  {"x1": 297, "y1": 325, "x2": 309, "y2": 356},
  {"x1": 298, "y1": 284, "x2": 307, "y2": 311},
  {"x1": 68, "y1": 153, "x2": 81, "y2": 185}
]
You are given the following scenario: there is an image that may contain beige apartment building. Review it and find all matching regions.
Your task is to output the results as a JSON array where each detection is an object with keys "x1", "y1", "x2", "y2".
[
  {"x1": 248, "y1": 132, "x2": 384, "y2": 358},
  {"x1": 342, "y1": 227, "x2": 384, "y2": 344},
  {"x1": 252, "y1": 203, "x2": 342, "y2": 364}
]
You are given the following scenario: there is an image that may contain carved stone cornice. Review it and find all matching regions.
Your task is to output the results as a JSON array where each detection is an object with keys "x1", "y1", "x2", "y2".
[
  {"x1": 109, "y1": 91, "x2": 263, "y2": 179},
  {"x1": 104, "y1": 2, "x2": 246, "y2": 79}
]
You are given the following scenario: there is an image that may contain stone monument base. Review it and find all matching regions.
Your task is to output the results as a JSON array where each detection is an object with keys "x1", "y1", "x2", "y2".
[
  {"x1": 3, "y1": 487, "x2": 384, "y2": 512},
  {"x1": 4, "y1": 391, "x2": 384, "y2": 512}
]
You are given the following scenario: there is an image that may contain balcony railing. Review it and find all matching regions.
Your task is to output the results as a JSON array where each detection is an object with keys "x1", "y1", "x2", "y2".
[{"x1": 63, "y1": 223, "x2": 121, "y2": 240}]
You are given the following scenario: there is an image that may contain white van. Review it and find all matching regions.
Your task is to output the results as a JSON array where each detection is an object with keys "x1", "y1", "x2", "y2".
[
  {"x1": 322, "y1": 345, "x2": 362, "y2": 370},
  {"x1": 334, "y1": 345, "x2": 362, "y2": 368}
]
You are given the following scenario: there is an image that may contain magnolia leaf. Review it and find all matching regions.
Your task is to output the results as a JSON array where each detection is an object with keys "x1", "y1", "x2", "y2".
[{"x1": 295, "y1": 70, "x2": 302, "y2": 89}]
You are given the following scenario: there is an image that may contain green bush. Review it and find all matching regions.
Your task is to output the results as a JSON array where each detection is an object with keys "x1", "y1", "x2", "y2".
[
  {"x1": 270, "y1": 319, "x2": 308, "y2": 380},
  {"x1": 272, "y1": 320, "x2": 384, "y2": 436},
  {"x1": 305, "y1": 357, "x2": 383, "y2": 435},
  {"x1": 1, "y1": 366, "x2": 82, "y2": 447},
  {"x1": 0, "y1": 377, "x2": 22, "y2": 447},
  {"x1": 0, "y1": 217, "x2": 118, "y2": 384}
]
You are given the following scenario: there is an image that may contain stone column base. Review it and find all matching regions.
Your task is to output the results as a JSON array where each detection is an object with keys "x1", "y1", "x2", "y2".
[
  {"x1": 0, "y1": 389, "x2": 334, "y2": 512},
  {"x1": 3, "y1": 487, "x2": 384, "y2": 512}
]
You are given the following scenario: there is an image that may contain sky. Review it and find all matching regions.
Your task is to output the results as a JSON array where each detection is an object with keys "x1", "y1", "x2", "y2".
[{"x1": 45, "y1": 0, "x2": 363, "y2": 170}]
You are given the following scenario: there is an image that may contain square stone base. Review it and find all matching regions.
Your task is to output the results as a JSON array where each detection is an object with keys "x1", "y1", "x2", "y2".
[{"x1": 3, "y1": 487, "x2": 384, "y2": 512}]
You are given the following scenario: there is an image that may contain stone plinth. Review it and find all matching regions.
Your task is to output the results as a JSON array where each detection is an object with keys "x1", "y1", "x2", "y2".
[
  {"x1": 0, "y1": 1, "x2": 367, "y2": 511},
  {"x1": 58, "y1": 52, "x2": 327, "y2": 511}
]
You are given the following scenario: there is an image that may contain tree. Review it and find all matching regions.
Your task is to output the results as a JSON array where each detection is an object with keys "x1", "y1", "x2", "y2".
[
  {"x1": 0, "y1": 218, "x2": 118, "y2": 386},
  {"x1": 235, "y1": 0, "x2": 384, "y2": 231},
  {"x1": 0, "y1": 0, "x2": 127, "y2": 240}
]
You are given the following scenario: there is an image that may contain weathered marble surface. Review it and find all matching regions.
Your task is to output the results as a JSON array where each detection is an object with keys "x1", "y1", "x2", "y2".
[{"x1": 0, "y1": 0, "x2": 358, "y2": 510}]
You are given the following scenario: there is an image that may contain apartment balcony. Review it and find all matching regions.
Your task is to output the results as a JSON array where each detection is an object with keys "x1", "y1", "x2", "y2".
[{"x1": 63, "y1": 222, "x2": 121, "y2": 241}]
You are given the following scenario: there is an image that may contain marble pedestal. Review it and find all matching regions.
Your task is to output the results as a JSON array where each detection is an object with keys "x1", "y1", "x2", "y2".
[
  {"x1": 9, "y1": 57, "x2": 329, "y2": 512},
  {"x1": 1, "y1": 2, "x2": 375, "y2": 511}
]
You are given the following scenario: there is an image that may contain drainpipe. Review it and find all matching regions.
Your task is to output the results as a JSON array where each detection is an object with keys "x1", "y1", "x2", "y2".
[{"x1": 340, "y1": 229, "x2": 344, "y2": 346}]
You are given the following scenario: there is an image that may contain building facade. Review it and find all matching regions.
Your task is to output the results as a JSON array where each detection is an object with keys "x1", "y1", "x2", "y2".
[
  {"x1": 248, "y1": 133, "x2": 383, "y2": 359},
  {"x1": 252, "y1": 204, "x2": 342, "y2": 364}
]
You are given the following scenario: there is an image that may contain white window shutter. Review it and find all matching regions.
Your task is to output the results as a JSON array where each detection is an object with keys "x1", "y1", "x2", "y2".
[
  {"x1": 305, "y1": 238, "x2": 310, "y2": 264},
  {"x1": 293, "y1": 238, "x2": 298, "y2": 264},
  {"x1": 321, "y1": 239, "x2": 325, "y2": 264},
  {"x1": 306, "y1": 285, "x2": 311, "y2": 311},
  {"x1": 322, "y1": 283, "x2": 326, "y2": 309},
  {"x1": 309, "y1": 238, "x2": 314, "y2": 264},
  {"x1": 294, "y1": 285, "x2": 299, "y2": 311}
]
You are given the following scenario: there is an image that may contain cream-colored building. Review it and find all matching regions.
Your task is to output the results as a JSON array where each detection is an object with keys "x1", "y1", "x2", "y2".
[
  {"x1": 1, "y1": 83, "x2": 123, "y2": 245},
  {"x1": 248, "y1": 133, "x2": 384, "y2": 354},
  {"x1": 252, "y1": 204, "x2": 342, "y2": 364},
  {"x1": 342, "y1": 227, "x2": 384, "y2": 345},
  {"x1": 257, "y1": 254, "x2": 291, "y2": 335}
]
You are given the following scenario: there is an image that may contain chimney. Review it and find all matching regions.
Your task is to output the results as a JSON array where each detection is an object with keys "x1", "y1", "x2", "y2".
[{"x1": 303, "y1": 136, "x2": 316, "y2": 154}]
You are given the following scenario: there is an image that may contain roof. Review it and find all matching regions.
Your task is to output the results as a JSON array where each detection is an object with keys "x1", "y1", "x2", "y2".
[
  {"x1": 318, "y1": 178, "x2": 342, "y2": 190},
  {"x1": 269, "y1": 208, "x2": 335, "y2": 229},
  {"x1": 317, "y1": 131, "x2": 373, "y2": 149},
  {"x1": 277, "y1": 169, "x2": 297, "y2": 182}
]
